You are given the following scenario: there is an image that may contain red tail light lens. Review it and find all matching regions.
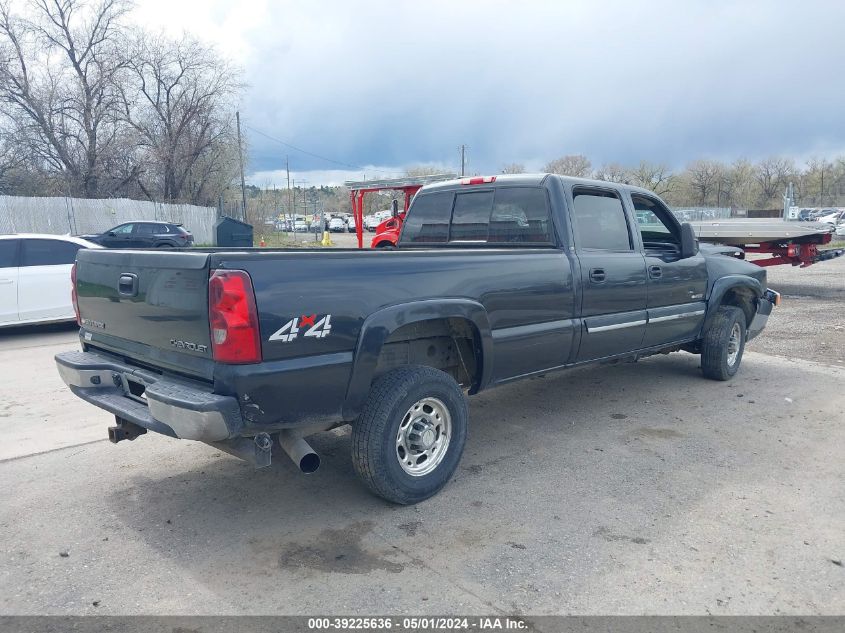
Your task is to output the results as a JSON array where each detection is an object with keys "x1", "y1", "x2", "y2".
[
  {"x1": 461, "y1": 176, "x2": 496, "y2": 185},
  {"x1": 208, "y1": 269, "x2": 262, "y2": 364},
  {"x1": 71, "y1": 263, "x2": 80, "y2": 325}
]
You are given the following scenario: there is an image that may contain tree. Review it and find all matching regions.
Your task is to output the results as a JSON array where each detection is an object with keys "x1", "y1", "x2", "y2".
[
  {"x1": 754, "y1": 157, "x2": 794, "y2": 206},
  {"x1": 0, "y1": 0, "x2": 132, "y2": 197},
  {"x1": 724, "y1": 158, "x2": 755, "y2": 209},
  {"x1": 500, "y1": 162, "x2": 525, "y2": 174},
  {"x1": 543, "y1": 154, "x2": 592, "y2": 178},
  {"x1": 686, "y1": 159, "x2": 723, "y2": 206},
  {"x1": 125, "y1": 33, "x2": 242, "y2": 205},
  {"x1": 628, "y1": 161, "x2": 674, "y2": 196},
  {"x1": 594, "y1": 162, "x2": 628, "y2": 183},
  {"x1": 405, "y1": 165, "x2": 443, "y2": 177}
]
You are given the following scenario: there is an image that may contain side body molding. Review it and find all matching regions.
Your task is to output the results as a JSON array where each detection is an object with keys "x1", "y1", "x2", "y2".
[{"x1": 342, "y1": 299, "x2": 493, "y2": 420}]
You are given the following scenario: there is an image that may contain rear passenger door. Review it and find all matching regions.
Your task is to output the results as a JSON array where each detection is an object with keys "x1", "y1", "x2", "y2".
[
  {"x1": 631, "y1": 193, "x2": 708, "y2": 348},
  {"x1": 18, "y1": 238, "x2": 82, "y2": 321},
  {"x1": 0, "y1": 240, "x2": 20, "y2": 324},
  {"x1": 571, "y1": 187, "x2": 648, "y2": 362}
]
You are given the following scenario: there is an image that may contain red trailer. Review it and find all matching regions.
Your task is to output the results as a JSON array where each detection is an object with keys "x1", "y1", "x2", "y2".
[{"x1": 345, "y1": 174, "x2": 456, "y2": 249}]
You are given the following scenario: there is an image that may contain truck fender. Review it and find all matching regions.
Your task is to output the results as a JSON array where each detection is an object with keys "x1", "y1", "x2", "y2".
[
  {"x1": 703, "y1": 275, "x2": 763, "y2": 332},
  {"x1": 342, "y1": 299, "x2": 493, "y2": 420}
]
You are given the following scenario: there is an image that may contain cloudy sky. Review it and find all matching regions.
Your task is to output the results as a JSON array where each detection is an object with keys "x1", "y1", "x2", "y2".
[{"x1": 133, "y1": 0, "x2": 845, "y2": 186}]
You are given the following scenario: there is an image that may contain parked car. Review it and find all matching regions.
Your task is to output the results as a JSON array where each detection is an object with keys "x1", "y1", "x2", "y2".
[
  {"x1": 81, "y1": 222, "x2": 194, "y2": 248},
  {"x1": 817, "y1": 210, "x2": 845, "y2": 225},
  {"x1": 364, "y1": 215, "x2": 380, "y2": 232},
  {"x1": 57, "y1": 174, "x2": 779, "y2": 504},
  {"x1": 348, "y1": 216, "x2": 357, "y2": 233},
  {"x1": 328, "y1": 217, "x2": 346, "y2": 233},
  {"x1": 0, "y1": 234, "x2": 100, "y2": 328}
]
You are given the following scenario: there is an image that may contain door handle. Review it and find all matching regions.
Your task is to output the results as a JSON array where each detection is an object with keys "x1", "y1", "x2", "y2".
[
  {"x1": 0, "y1": 279, "x2": 13, "y2": 285},
  {"x1": 648, "y1": 265, "x2": 662, "y2": 279},
  {"x1": 589, "y1": 268, "x2": 606, "y2": 283}
]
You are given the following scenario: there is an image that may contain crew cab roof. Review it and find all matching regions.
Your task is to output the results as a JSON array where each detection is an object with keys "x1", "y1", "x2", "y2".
[{"x1": 418, "y1": 173, "x2": 661, "y2": 198}]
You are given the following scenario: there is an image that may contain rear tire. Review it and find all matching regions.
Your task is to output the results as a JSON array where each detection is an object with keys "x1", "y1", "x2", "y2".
[
  {"x1": 701, "y1": 306, "x2": 747, "y2": 381},
  {"x1": 351, "y1": 366, "x2": 468, "y2": 504}
]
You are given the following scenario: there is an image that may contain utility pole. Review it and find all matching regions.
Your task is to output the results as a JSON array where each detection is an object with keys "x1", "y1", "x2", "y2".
[
  {"x1": 820, "y1": 163, "x2": 825, "y2": 207},
  {"x1": 236, "y1": 111, "x2": 248, "y2": 223},
  {"x1": 460, "y1": 144, "x2": 467, "y2": 177},
  {"x1": 286, "y1": 156, "x2": 295, "y2": 241}
]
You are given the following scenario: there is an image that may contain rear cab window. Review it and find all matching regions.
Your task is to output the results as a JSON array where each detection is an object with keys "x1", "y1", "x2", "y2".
[{"x1": 400, "y1": 186, "x2": 554, "y2": 246}]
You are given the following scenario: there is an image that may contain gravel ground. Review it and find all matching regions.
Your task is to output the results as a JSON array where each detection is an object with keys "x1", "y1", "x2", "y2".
[{"x1": 748, "y1": 254, "x2": 845, "y2": 365}]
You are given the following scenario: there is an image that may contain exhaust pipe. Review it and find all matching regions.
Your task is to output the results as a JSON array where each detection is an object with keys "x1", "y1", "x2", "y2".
[{"x1": 278, "y1": 430, "x2": 320, "y2": 474}]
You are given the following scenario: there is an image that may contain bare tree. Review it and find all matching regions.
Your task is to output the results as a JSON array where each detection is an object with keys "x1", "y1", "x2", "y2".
[
  {"x1": 686, "y1": 159, "x2": 723, "y2": 206},
  {"x1": 404, "y1": 165, "x2": 443, "y2": 177},
  {"x1": 593, "y1": 162, "x2": 628, "y2": 183},
  {"x1": 754, "y1": 157, "x2": 794, "y2": 205},
  {"x1": 543, "y1": 154, "x2": 592, "y2": 178},
  {"x1": 500, "y1": 162, "x2": 525, "y2": 174},
  {"x1": 125, "y1": 33, "x2": 241, "y2": 204},
  {"x1": 0, "y1": 0, "x2": 133, "y2": 197},
  {"x1": 628, "y1": 161, "x2": 674, "y2": 196}
]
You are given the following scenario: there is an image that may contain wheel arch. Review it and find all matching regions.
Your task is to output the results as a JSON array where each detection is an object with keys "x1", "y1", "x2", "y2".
[
  {"x1": 704, "y1": 275, "x2": 763, "y2": 331},
  {"x1": 342, "y1": 299, "x2": 493, "y2": 420}
]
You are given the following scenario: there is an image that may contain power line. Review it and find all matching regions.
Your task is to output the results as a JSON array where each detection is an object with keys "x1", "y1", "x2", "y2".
[{"x1": 244, "y1": 124, "x2": 363, "y2": 170}]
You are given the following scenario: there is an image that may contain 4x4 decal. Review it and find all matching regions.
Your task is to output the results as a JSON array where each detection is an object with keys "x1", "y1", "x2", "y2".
[{"x1": 269, "y1": 314, "x2": 332, "y2": 342}]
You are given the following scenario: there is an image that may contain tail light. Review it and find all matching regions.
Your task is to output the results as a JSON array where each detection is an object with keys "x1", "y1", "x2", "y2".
[
  {"x1": 208, "y1": 269, "x2": 262, "y2": 364},
  {"x1": 71, "y1": 263, "x2": 80, "y2": 325}
]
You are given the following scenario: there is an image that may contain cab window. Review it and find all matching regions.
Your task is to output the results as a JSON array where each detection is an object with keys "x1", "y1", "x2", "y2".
[
  {"x1": 450, "y1": 191, "x2": 493, "y2": 241},
  {"x1": 112, "y1": 223, "x2": 134, "y2": 234},
  {"x1": 631, "y1": 194, "x2": 682, "y2": 260},
  {"x1": 400, "y1": 192, "x2": 453, "y2": 243},
  {"x1": 571, "y1": 189, "x2": 632, "y2": 251}
]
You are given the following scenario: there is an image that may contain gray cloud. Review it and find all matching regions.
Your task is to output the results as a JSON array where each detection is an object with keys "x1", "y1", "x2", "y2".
[{"x1": 238, "y1": 0, "x2": 845, "y2": 182}]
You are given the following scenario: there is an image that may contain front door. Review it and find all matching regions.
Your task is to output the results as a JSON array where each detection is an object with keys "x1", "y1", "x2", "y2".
[
  {"x1": 100, "y1": 223, "x2": 135, "y2": 248},
  {"x1": 630, "y1": 194, "x2": 708, "y2": 348},
  {"x1": 571, "y1": 187, "x2": 648, "y2": 362}
]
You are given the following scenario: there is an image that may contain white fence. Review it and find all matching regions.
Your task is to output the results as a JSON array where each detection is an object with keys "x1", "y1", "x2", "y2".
[{"x1": 0, "y1": 196, "x2": 218, "y2": 244}]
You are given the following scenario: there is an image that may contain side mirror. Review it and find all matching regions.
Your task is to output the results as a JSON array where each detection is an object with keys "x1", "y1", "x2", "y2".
[
  {"x1": 680, "y1": 222, "x2": 699, "y2": 258},
  {"x1": 391, "y1": 199, "x2": 399, "y2": 218},
  {"x1": 107, "y1": 231, "x2": 116, "y2": 237}
]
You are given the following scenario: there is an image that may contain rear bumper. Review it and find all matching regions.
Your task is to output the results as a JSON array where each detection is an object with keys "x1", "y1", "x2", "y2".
[
  {"x1": 55, "y1": 350, "x2": 243, "y2": 442},
  {"x1": 748, "y1": 289, "x2": 778, "y2": 341}
]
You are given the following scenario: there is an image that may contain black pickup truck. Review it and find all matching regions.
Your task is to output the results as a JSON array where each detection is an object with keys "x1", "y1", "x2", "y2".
[{"x1": 56, "y1": 174, "x2": 779, "y2": 504}]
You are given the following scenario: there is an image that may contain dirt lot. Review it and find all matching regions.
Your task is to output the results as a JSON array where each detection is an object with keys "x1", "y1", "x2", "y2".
[{"x1": 0, "y1": 257, "x2": 842, "y2": 616}]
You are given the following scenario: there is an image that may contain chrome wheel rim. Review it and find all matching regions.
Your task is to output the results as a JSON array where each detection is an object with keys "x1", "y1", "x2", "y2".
[
  {"x1": 727, "y1": 323, "x2": 742, "y2": 367},
  {"x1": 396, "y1": 397, "x2": 452, "y2": 477}
]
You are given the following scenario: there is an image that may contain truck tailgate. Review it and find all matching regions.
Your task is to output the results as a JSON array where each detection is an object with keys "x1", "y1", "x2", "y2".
[{"x1": 75, "y1": 249, "x2": 213, "y2": 376}]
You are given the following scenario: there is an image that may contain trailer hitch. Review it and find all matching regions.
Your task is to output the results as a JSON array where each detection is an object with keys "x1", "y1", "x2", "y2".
[{"x1": 108, "y1": 418, "x2": 148, "y2": 443}]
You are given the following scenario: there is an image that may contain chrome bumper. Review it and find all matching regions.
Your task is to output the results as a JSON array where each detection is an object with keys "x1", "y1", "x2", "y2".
[{"x1": 55, "y1": 350, "x2": 243, "y2": 442}]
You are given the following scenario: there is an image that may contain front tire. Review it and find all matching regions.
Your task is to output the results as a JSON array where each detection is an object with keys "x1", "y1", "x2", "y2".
[
  {"x1": 701, "y1": 306, "x2": 747, "y2": 381},
  {"x1": 352, "y1": 366, "x2": 468, "y2": 504}
]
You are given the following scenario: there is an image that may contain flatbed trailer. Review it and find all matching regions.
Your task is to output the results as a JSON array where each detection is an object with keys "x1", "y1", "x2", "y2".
[{"x1": 690, "y1": 219, "x2": 843, "y2": 268}]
